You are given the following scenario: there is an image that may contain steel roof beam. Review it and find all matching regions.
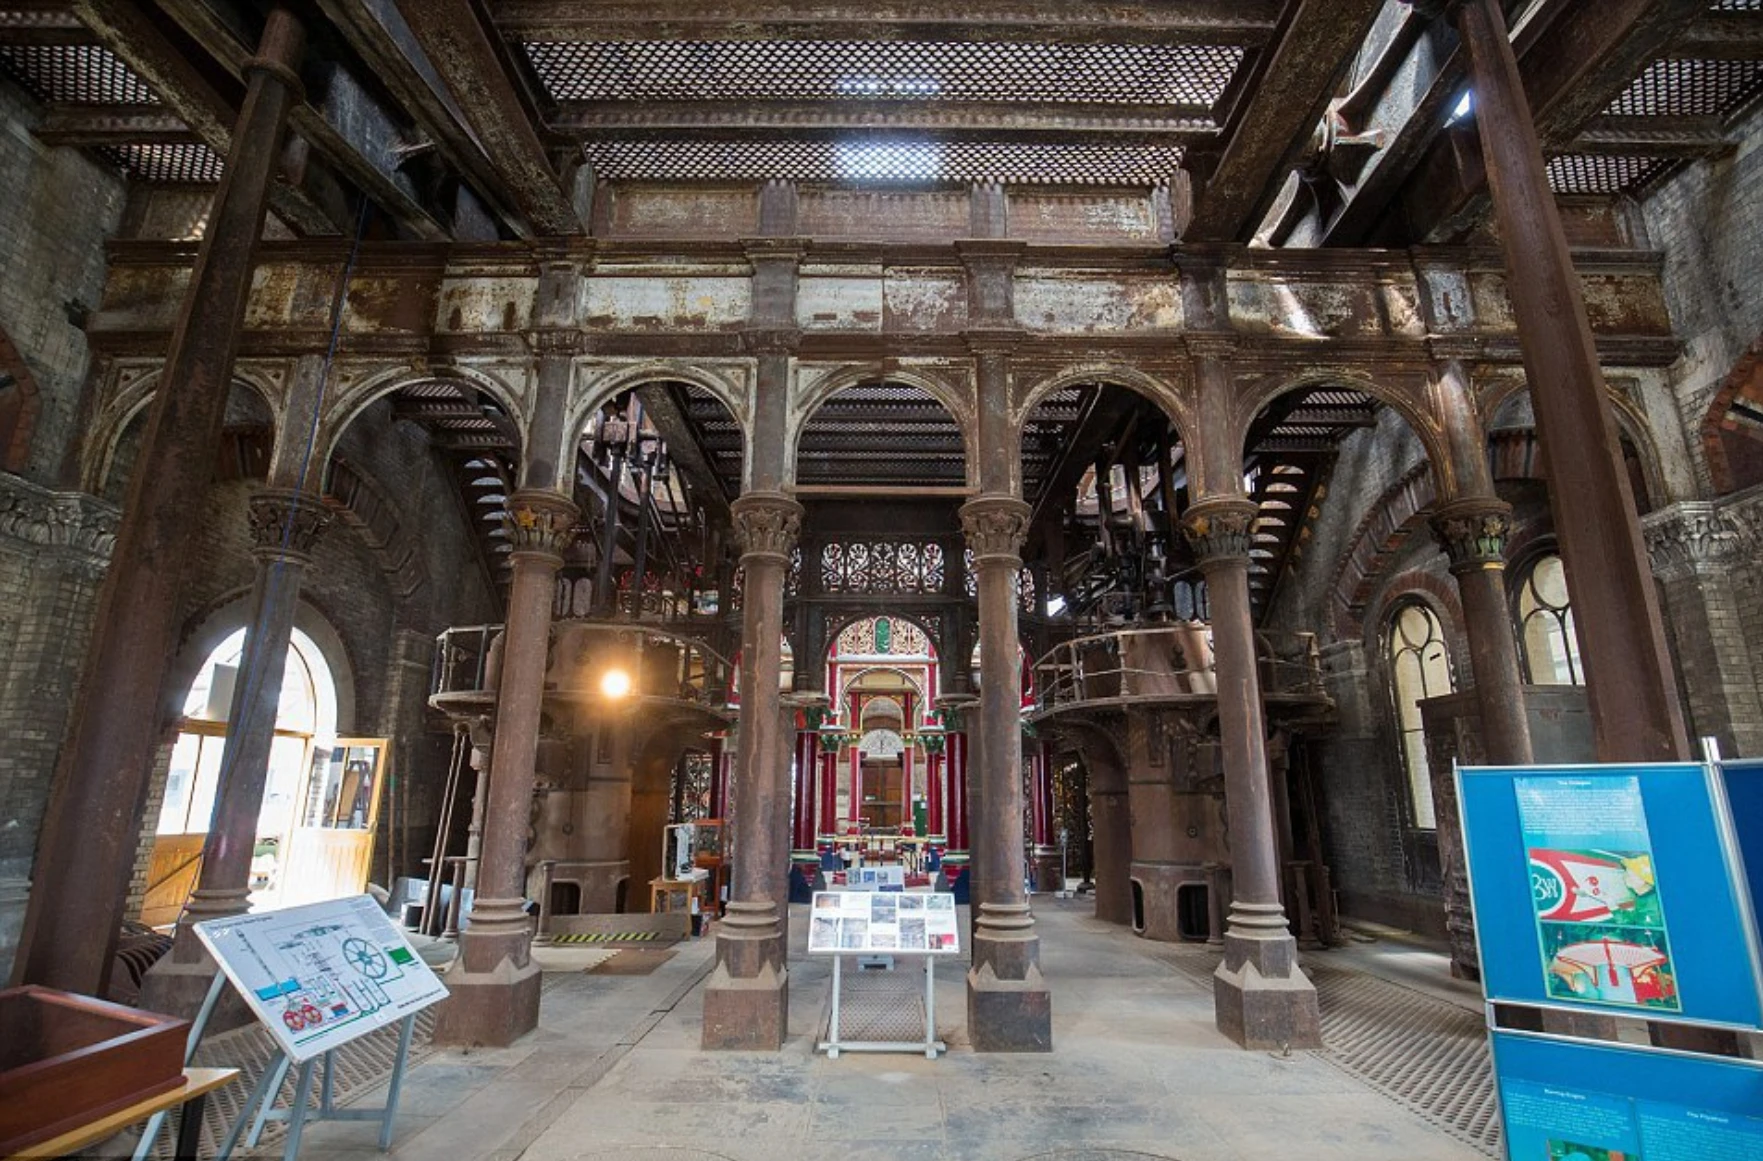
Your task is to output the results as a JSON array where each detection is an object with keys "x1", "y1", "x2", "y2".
[
  {"x1": 34, "y1": 103, "x2": 194, "y2": 146},
  {"x1": 393, "y1": 0, "x2": 586, "y2": 236},
  {"x1": 490, "y1": 1, "x2": 1281, "y2": 48},
  {"x1": 1185, "y1": 0, "x2": 1386, "y2": 243},
  {"x1": 553, "y1": 100, "x2": 1219, "y2": 149},
  {"x1": 1570, "y1": 114, "x2": 1732, "y2": 159},
  {"x1": 1664, "y1": 13, "x2": 1763, "y2": 62}
]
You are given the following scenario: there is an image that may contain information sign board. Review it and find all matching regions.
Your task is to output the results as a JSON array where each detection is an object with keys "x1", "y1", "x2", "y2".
[
  {"x1": 807, "y1": 891, "x2": 960, "y2": 955},
  {"x1": 1492, "y1": 1031, "x2": 1763, "y2": 1161},
  {"x1": 1457, "y1": 764, "x2": 1763, "y2": 1029},
  {"x1": 1714, "y1": 759, "x2": 1763, "y2": 937},
  {"x1": 195, "y1": 895, "x2": 448, "y2": 1063}
]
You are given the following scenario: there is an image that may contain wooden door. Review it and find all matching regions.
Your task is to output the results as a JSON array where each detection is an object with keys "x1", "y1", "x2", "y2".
[{"x1": 278, "y1": 738, "x2": 388, "y2": 908}]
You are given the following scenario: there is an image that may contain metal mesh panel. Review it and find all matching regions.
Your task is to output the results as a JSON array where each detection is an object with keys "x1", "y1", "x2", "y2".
[
  {"x1": 1545, "y1": 153, "x2": 1673, "y2": 195},
  {"x1": 104, "y1": 142, "x2": 227, "y2": 184},
  {"x1": 525, "y1": 40, "x2": 1241, "y2": 107},
  {"x1": 586, "y1": 138, "x2": 1183, "y2": 184},
  {"x1": 1607, "y1": 58, "x2": 1763, "y2": 118},
  {"x1": 0, "y1": 41, "x2": 159, "y2": 104}
]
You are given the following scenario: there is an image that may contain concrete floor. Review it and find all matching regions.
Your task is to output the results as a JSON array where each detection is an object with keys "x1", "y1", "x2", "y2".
[{"x1": 265, "y1": 898, "x2": 1490, "y2": 1161}]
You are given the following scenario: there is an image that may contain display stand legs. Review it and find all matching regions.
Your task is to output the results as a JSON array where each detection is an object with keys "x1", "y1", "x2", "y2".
[
  {"x1": 818, "y1": 955, "x2": 946, "y2": 1060},
  {"x1": 214, "y1": 1012, "x2": 417, "y2": 1159}
]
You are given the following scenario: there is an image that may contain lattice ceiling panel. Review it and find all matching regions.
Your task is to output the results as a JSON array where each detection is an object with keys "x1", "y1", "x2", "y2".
[
  {"x1": 585, "y1": 138, "x2": 1184, "y2": 184},
  {"x1": 1607, "y1": 58, "x2": 1763, "y2": 119},
  {"x1": 0, "y1": 42, "x2": 158, "y2": 105},
  {"x1": 796, "y1": 383, "x2": 966, "y2": 488},
  {"x1": 525, "y1": 40, "x2": 1242, "y2": 107},
  {"x1": 104, "y1": 142, "x2": 226, "y2": 184},
  {"x1": 1546, "y1": 153, "x2": 1674, "y2": 196}
]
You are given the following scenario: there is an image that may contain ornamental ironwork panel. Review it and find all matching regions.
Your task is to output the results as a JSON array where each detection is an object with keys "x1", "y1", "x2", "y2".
[
  {"x1": 959, "y1": 547, "x2": 1037, "y2": 610},
  {"x1": 821, "y1": 540, "x2": 946, "y2": 594}
]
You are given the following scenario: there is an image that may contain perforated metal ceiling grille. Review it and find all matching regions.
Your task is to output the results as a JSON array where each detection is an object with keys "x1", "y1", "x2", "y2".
[
  {"x1": 796, "y1": 383, "x2": 966, "y2": 488},
  {"x1": 1711, "y1": 0, "x2": 1763, "y2": 11},
  {"x1": 104, "y1": 142, "x2": 226, "y2": 184},
  {"x1": 1545, "y1": 153, "x2": 1673, "y2": 195},
  {"x1": 524, "y1": 40, "x2": 1242, "y2": 108},
  {"x1": 1607, "y1": 58, "x2": 1763, "y2": 119},
  {"x1": 585, "y1": 138, "x2": 1184, "y2": 184},
  {"x1": 0, "y1": 43, "x2": 157, "y2": 105}
]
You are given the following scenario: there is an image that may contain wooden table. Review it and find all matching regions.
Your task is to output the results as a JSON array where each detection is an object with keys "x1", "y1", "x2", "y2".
[{"x1": 5, "y1": 1066, "x2": 241, "y2": 1160}]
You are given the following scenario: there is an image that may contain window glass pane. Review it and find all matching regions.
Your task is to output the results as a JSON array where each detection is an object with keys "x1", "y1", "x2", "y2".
[
  {"x1": 1388, "y1": 603, "x2": 1452, "y2": 829},
  {"x1": 184, "y1": 735, "x2": 226, "y2": 836},
  {"x1": 1533, "y1": 554, "x2": 1569, "y2": 607},
  {"x1": 1519, "y1": 554, "x2": 1583, "y2": 686},
  {"x1": 157, "y1": 733, "x2": 204, "y2": 834}
]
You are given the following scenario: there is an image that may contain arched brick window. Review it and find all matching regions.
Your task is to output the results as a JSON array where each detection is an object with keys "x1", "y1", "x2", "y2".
[{"x1": 1516, "y1": 552, "x2": 1583, "y2": 686}]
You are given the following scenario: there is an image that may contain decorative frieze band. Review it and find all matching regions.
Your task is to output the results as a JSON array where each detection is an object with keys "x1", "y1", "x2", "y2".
[
  {"x1": 248, "y1": 488, "x2": 331, "y2": 561},
  {"x1": 730, "y1": 491, "x2": 804, "y2": 562},
  {"x1": 0, "y1": 474, "x2": 119, "y2": 563},
  {"x1": 1429, "y1": 498, "x2": 1513, "y2": 573},
  {"x1": 504, "y1": 489, "x2": 581, "y2": 559},
  {"x1": 1179, "y1": 496, "x2": 1258, "y2": 565},
  {"x1": 960, "y1": 495, "x2": 1031, "y2": 566},
  {"x1": 1642, "y1": 499, "x2": 1752, "y2": 581}
]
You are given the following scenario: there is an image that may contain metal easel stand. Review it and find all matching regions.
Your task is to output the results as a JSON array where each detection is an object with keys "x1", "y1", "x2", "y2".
[
  {"x1": 817, "y1": 952, "x2": 948, "y2": 1060},
  {"x1": 211, "y1": 1011, "x2": 418, "y2": 1161}
]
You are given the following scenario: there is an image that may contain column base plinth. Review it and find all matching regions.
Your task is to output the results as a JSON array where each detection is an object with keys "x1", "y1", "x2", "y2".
[
  {"x1": 137, "y1": 944, "x2": 252, "y2": 1029},
  {"x1": 701, "y1": 962, "x2": 789, "y2": 1050},
  {"x1": 1213, "y1": 922, "x2": 1320, "y2": 1050},
  {"x1": 966, "y1": 903, "x2": 1051, "y2": 1052},
  {"x1": 701, "y1": 901, "x2": 787, "y2": 1049},
  {"x1": 431, "y1": 954, "x2": 542, "y2": 1047}
]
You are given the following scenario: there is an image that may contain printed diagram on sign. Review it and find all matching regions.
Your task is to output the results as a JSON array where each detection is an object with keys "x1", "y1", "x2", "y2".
[{"x1": 236, "y1": 919, "x2": 418, "y2": 1044}]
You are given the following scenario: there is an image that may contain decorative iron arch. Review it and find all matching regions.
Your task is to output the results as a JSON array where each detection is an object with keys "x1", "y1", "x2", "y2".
[
  {"x1": 1232, "y1": 367, "x2": 1449, "y2": 491},
  {"x1": 317, "y1": 362, "x2": 529, "y2": 469},
  {"x1": 84, "y1": 366, "x2": 281, "y2": 495},
  {"x1": 565, "y1": 360, "x2": 751, "y2": 492},
  {"x1": 1014, "y1": 362, "x2": 1198, "y2": 455},
  {"x1": 789, "y1": 363, "x2": 976, "y2": 489}
]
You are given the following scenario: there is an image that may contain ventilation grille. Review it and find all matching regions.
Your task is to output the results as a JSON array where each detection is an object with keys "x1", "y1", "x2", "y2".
[
  {"x1": 1546, "y1": 153, "x2": 1674, "y2": 195},
  {"x1": 525, "y1": 40, "x2": 1242, "y2": 107},
  {"x1": 585, "y1": 138, "x2": 1183, "y2": 184},
  {"x1": 0, "y1": 42, "x2": 158, "y2": 104}
]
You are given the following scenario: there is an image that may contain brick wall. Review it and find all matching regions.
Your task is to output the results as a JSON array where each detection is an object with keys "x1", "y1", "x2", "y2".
[{"x1": 0, "y1": 79, "x2": 126, "y2": 485}]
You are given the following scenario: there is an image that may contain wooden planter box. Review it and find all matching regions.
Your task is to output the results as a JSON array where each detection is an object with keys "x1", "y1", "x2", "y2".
[{"x1": 0, "y1": 986, "x2": 189, "y2": 1155}]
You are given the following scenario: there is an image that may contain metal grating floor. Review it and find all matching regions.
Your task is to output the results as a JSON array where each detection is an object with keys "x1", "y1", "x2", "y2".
[
  {"x1": 826, "y1": 961, "x2": 929, "y2": 1043},
  {"x1": 138, "y1": 1007, "x2": 439, "y2": 1159},
  {"x1": 1144, "y1": 943, "x2": 1501, "y2": 1158}
]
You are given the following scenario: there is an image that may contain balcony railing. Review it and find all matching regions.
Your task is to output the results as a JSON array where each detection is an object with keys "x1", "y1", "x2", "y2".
[
  {"x1": 432, "y1": 621, "x2": 734, "y2": 706},
  {"x1": 1032, "y1": 623, "x2": 1326, "y2": 713}
]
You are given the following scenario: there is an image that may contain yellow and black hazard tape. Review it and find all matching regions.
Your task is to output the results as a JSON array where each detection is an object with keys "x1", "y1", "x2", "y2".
[{"x1": 550, "y1": 931, "x2": 664, "y2": 944}]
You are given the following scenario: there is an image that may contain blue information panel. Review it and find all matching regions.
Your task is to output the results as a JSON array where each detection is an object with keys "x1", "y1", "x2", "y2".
[
  {"x1": 1714, "y1": 760, "x2": 1763, "y2": 939},
  {"x1": 1493, "y1": 1032, "x2": 1763, "y2": 1161},
  {"x1": 1458, "y1": 764, "x2": 1763, "y2": 1029}
]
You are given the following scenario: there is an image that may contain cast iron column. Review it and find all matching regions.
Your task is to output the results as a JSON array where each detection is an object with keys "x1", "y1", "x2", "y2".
[
  {"x1": 1440, "y1": 0, "x2": 1688, "y2": 760},
  {"x1": 702, "y1": 491, "x2": 801, "y2": 1049},
  {"x1": 140, "y1": 486, "x2": 330, "y2": 1014},
  {"x1": 962, "y1": 493, "x2": 1052, "y2": 1051},
  {"x1": 12, "y1": 7, "x2": 307, "y2": 994},
  {"x1": 434, "y1": 489, "x2": 577, "y2": 1047},
  {"x1": 1182, "y1": 496, "x2": 1322, "y2": 1049},
  {"x1": 1432, "y1": 500, "x2": 1533, "y2": 763}
]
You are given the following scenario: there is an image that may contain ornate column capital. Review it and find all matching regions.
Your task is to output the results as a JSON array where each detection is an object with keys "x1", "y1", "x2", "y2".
[
  {"x1": 248, "y1": 487, "x2": 331, "y2": 562},
  {"x1": 1429, "y1": 497, "x2": 1513, "y2": 574},
  {"x1": 504, "y1": 489, "x2": 580, "y2": 561},
  {"x1": 730, "y1": 490, "x2": 803, "y2": 562},
  {"x1": 960, "y1": 495, "x2": 1031, "y2": 567},
  {"x1": 1641, "y1": 500, "x2": 1750, "y2": 581},
  {"x1": 1179, "y1": 496, "x2": 1258, "y2": 565}
]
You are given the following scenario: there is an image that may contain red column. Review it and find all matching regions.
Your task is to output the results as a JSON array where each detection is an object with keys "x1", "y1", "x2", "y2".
[
  {"x1": 818, "y1": 750, "x2": 837, "y2": 835},
  {"x1": 792, "y1": 725, "x2": 818, "y2": 850},
  {"x1": 947, "y1": 731, "x2": 969, "y2": 851},
  {"x1": 1034, "y1": 741, "x2": 1056, "y2": 846},
  {"x1": 927, "y1": 750, "x2": 945, "y2": 839}
]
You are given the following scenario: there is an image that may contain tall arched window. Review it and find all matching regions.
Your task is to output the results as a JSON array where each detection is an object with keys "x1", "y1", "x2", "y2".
[
  {"x1": 1517, "y1": 553, "x2": 1582, "y2": 685},
  {"x1": 1388, "y1": 603, "x2": 1454, "y2": 828},
  {"x1": 158, "y1": 627, "x2": 338, "y2": 842}
]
